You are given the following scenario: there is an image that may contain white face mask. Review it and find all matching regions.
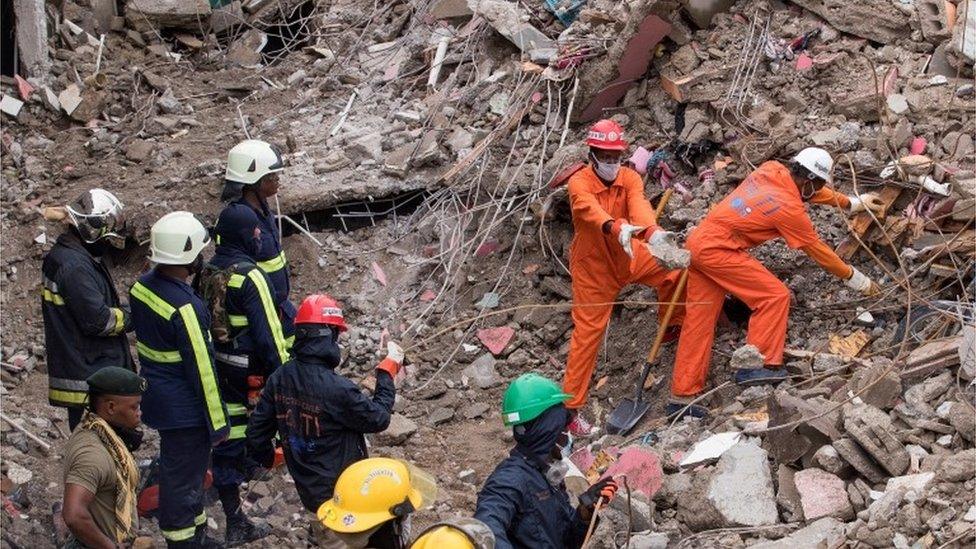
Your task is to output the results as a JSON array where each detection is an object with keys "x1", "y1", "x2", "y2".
[
  {"x1": 546, "y1": 459, "x2": 569, "y2": 486},
  {"x1": 593, "y1": 159, "x2": 621, "y2": 181}
]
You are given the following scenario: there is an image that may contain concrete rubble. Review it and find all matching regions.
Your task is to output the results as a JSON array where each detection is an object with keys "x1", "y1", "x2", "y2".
[{"x1": 0, "y1": 0, "x2": 973, "y2": 546}]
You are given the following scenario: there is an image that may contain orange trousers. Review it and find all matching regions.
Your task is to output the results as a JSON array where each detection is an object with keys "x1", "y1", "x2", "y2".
[
  {"x1": 671, "y1": 240, "x2": 791, "y2": 397},
  {"x1": 563, "y1": 255, "x2": 685, "y2": 410}
]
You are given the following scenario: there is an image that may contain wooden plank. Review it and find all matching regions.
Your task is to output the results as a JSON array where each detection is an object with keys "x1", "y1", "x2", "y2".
[{"x1": 836, "y1": 186, "x2": 904, "y2": 259}]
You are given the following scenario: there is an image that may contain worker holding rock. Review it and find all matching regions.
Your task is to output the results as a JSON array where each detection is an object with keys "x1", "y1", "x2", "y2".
[
  {"x1": 667, "y1": 147, "x2": 884, "y2": 419},
  {"x1": 475, "y1": 373, "x2": 619, "y2": 548},
  {"x1": 200, "y1": 189, "x2": 294, "y2": 546},
  {"x1": 316, "y1": 457, "x2": 436, "y2": 548},
  {"x1": 61, "y1": 366, "x2": 146, "y2": 549},
  {"x1": 218, "y1": 139, "x2": 297, "y2": 348},
  {"x1": 410, "y1": 518, "x2": 496, "y2": 549},
  {"x1": 246, "y1": 294, "x2": 403, "y2": 547},
  {"x1": 562, "y1": 119, "x2": 689, "y2": 437},
  {"x1": 42, "y1": 189, "x2": 134, "y2": 431},
  {"x1": 130, "y1": 212, "x2": 228, "y2": 548}
]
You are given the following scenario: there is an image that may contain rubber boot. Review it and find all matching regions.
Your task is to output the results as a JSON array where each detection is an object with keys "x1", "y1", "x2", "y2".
[
  {"x1": 195, "y1": 524, "x2": 224, "y2": 548},
  {"x1": 225, "y1": 514, "x2": 271, "y2": 547},
  {"x1": 733, "y1": 367, "x2": 788, "y2": 386},
  {"x1": 665, "y1": 402, "x2": 709, "y2": 420}
]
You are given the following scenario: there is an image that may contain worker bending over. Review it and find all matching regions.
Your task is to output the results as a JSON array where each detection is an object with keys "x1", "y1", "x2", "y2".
[
  {"x1": 130, "y1": 212, "x2": 228, "y2": 548},
  {"x1": 246, "y1": 294, "x2": 403, "y2": 547},
  {"x1": 317, "y1": 457, "x2": 435, "y2": 548},
  {"x1": 219, "y1": 140, "x2": 297, "y2": 347},
  {"x1": 475, "y1": 373, "x2": 618, "y2": 548},
  {"x1": 563, "y1": 119, "x2": 688, "y2": 436},
  {"x1": 42, "y1": 189, "x2": 134, "y2": 430},
  {"x1": 668, "y1": 148, "x2": 884, "y2": 419}
]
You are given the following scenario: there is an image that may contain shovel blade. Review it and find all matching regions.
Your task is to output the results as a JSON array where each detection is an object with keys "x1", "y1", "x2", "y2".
[{"x1": 605, "y1": 397, "x2": 651, "y2": 435}]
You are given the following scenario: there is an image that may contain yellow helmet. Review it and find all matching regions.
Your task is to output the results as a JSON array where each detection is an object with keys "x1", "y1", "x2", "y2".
[
  {"x1": 317, "y1": 458, "x2": 435, "y2": 534},
  {"x1": 411, "y1": 518, "x2": 495, "y2": 549}
]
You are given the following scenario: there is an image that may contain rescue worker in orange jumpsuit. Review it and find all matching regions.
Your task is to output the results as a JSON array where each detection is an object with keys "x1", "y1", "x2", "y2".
[
  {"x1": 667, "y1": 147, "x2": 884, "y2": 419},
  {"x1": 562, "y1": 119, "x2": 689, "y2": 437}
]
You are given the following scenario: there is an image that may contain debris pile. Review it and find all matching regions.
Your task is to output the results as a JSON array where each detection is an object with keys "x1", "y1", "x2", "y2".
[{"x1": 0, "y1": 0, "x2": 973, "y2": 546}]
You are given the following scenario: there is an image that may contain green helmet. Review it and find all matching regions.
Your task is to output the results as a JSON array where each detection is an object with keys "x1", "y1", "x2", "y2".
[{"x1": 501, "y1": 373, "x2": 572, "y2": 426}]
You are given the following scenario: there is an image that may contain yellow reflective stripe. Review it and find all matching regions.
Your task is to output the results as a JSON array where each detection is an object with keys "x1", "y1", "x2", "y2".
[
  {"x1": 42, "y1": 288, "x2": 65, "y2": 305},
  {"x1": 162, "y1": 525, "x2": 197, "y2": 542},
  {"x1": 284, "y1": 334, "x2": 294, "y2": 351},
  {"x1": 229, "y1": 425, "x2": 247, "y2": 439},
  {"x1": 131, "y1": 282, "x2": 175, "y2": 320},
  {"x1": 194, "y1": 512, "x2": 207, "y2": 526},
  {"x1": 226, "y1": 403, "x2": 247, "y2": 416},
  {"x1": 178, "y1": 303, "x2": 227, "y2": 432},
  {"x1": 136, "y1": 341, "x2": 181, "y2": 363},
  {"x1": 256, "y1": 252, "x2": 286, "y2": 273},
  {"x1": 110, "y1": 308, "x2": 125, "y2": 335},
  {"x1": 228, "y1": 274, "x2": 246, "y2": 289},
  {"x1": 247, "y1": 270, "x2": 289, "y2": 364},
  {"x1": 228, "y1": 314, "x2": 248, "y2": 327},
  {"x1": 49, "y1": 388, "x2": 88, "y2": 404}
]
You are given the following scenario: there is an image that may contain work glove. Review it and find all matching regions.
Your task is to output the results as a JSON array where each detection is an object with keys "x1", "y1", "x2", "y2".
[
  {"x1": 848, "y1": 192, "x2": 885, "y2": 215},
  {"x1": 846, "y1": 267, "x2": 881, "y2": 297},
  {"x1": 377, "y1": 341, "x2": 404, "y2": 377},
  {"x1": 617, "y1": 223, "x2": 646, "y2": 259},
  {"x1": 579, "y1": 477, "x2": 619, "y2": 511},
  {"x1": 647, "y1": 230, "x2": 691, "y2": 270}
]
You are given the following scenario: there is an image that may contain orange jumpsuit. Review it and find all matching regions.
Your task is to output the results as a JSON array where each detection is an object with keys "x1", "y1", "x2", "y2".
[
  {"x1": 671, "y1": 161, "x2": 853, "y2": 397},
  {"x1": 563, "y1": 165, "x2": 685, "y2": 409}
]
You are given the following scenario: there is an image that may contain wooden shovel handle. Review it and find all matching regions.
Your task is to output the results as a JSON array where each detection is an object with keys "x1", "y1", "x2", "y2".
[
  {"x1": 646, "y1": 269, "x2": 689, "y2": 364},
  {"x1": 654, "y1": 188, "x2": 674, "y2": 218}
]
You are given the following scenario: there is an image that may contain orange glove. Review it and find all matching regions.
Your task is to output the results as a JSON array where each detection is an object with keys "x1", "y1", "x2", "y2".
[
  {"x1": 376, "y1": 341, "x2": 404, "y2": 378},
  {"x1": 580, "y1": 477, "x2": 619, "y2": 510}
]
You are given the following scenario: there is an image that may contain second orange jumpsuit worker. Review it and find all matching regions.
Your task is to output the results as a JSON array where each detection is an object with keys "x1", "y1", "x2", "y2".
[
  {"x1": 667, "y1": 147, "x2": 884, "y2": 419},
  {"x1": 563, "y1": 119, "x2": 688, "y2": 437}
]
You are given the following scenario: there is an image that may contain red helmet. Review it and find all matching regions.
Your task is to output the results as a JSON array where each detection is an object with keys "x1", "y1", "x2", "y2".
[
  {"x1": 295, "y1": 294, "x2": 348, "y2": 332},
  {"x1": 585, "y1": 119, "x2": 627, "y2": 151}
]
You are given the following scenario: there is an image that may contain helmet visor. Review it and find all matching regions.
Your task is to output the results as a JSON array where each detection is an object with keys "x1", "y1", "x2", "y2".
[{"x1": 404, "y1": 461, "x2": 438, "y2": 510}]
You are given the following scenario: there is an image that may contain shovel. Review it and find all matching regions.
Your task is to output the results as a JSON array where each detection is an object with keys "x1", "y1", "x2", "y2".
[{"x1": 606, "y1": 268, "x2": 689, "y2": 435}]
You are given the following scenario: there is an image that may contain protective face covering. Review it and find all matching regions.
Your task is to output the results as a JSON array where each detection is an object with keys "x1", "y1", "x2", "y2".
[
  {"x1": 545, "y1": 458, "x2": 570, "y2": 486},
  {"x1": 590, "y1": 153, "x2": 621, "y2": 182}
]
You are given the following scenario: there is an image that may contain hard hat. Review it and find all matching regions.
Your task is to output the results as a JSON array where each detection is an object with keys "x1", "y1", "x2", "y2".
[
  {"x1": 791, "y1": 147, "x2": 834, "y2": 184},
  {"x1": 585, "y1": 119, "x2": 627, "y2": 151},
  {"x1": 411, "y1": 518, "x2": 495, "y2": 549},
  {"x1": 65, "y1": 188, "x2": 126, "y2": 246},
  {"x1": 501, "y1": 373, "x2": 571, "y2": 426},
  {"x1": 225, "y1": 139, "x2": 285, "y2": 185},
  {"x1": 149, "y1": 211, "x2": 211, "y2": 265},
  {"x1": 295, "y1": 294, "x2": 348, "y2": 332},
  {"x1": 317, "y1": 458, "x2": 436, "y2": 534}
]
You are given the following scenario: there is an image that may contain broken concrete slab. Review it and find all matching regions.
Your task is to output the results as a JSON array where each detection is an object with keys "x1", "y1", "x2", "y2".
[
  {"x1": 834, "y1": 438, "x2": 888, "y2": 483},
  {"x1": 706, "y1": 441, "x2": 779, "y2": 527},
  {"x1": 793, "y1": 468, "x2": 854, "y2": 521},
  {"x1": 885, "y1": 471, "x2": 935, "y2": 495},
  {"x1": 848, "y1": 359, "x2": 902, "y2": 410},
  {"x1": 750, "y1": 518, "x2": 845, "y2": 549},
  {"x1": 373, "y1": 413, "x2": 418, "y2": 446},
  {"x1": 786, "y1": 0, "x2": 911, "y2": 44},
  {"x1": 811, "y1": 444, "x2": 852, "y2": 476},
  {"x1": 0, "y1": 95, "x2": 24, "y2": 118},
  {"x1": 13, "y1": 0, "x2": 51, "y2": 78},
  {"x1": 126, "y1": 0, "x2": 212, "y2": 32},
  {"x1": 843, "y1": 402, "x2": 910, "y2": 477},
  {"x1": 430, "y1": 0, "x2": 473, "y2": 19},
  {"x1": 470, "y1": 0, "x2": 555, "y2": 60},
  {"x1": 602, "y1": 447, "x2": 664, "y2": 499},
  {"x1": 775, "y1": 465, "x2": 803, "y2": 521},
  {"x1": 461, "y1": 353, "x2": 500, "y2": 389},
  {"x1": 678, "y1": 431, "x2": 741, "y2": 468},
  {"x1": 947, "y1": 0, "x2": 975, "y2": 74}
]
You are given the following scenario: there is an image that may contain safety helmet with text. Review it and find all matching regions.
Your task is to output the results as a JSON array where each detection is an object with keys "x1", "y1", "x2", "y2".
[
  {"x1": 66, "y1": 188, "x2": 126, "y2": 247},
  {"x1": 295, "y1": 294, "x2": 348, "y2": 332},
  {"x1": 225, "y1": 140, "x2": 285, "y2": 185},
  {"x1": 317, "y1": 458, "x2": 437, "y2": 534},
  {"x1": 149, "y1": 211, "x2": 211, "y2": 265},
  {"x1": 585, "y1": 119, "x2": 627, "y2": 151},
  {"x1": 410, "y1": 517, "x2": 495, "y2": 549},
  {"x1": 792, "y1": 147, "x2": 834, "y2": 184}
]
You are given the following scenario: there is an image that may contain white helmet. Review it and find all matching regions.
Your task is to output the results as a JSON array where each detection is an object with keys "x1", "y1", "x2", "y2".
[
  {"x1": 66, "y1": 188, "x2": 126, "y2": 246},
  {"x1": 792, "y1": 147, "x2": 834, "y2": 184},
  {"x1": 149, "y1": 211, "x2": 211, "y2": 265},
  {"x1": 224, "y1": 139, "x2": 284, "y2": 185}
]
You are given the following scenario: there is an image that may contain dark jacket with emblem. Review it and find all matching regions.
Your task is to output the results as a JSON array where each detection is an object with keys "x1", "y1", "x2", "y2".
[
  {"x1": 474, "y1": 405, "x2": 589, "y2": 549},
  {"x1": 245, "y1": 332, "x2": 395, "y2": 511},
  {"x1": 42, "y1": 232, "x2": 134, "y2": 408}
]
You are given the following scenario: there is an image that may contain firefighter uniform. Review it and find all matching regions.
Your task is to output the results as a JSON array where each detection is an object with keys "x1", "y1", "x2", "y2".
[
  {"x1": 42, "y1": 232, "x2": 134, "y2": 429},
  {"x1": 130, "y1": 268, "x2": 228, "y2": 546}
]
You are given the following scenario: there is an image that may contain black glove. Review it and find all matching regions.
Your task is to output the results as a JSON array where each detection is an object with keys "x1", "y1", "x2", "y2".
[{"x1": 579, "y1": 477, "x2": 618, "y2": 510}]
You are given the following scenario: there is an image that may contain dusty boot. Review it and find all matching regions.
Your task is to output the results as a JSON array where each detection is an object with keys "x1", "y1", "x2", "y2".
[
  {"x1": 225, "y1": 515, "x2": 271, "y2": 547},
  {"x1": 665, "y1": 401, "x2": 709, "y2": 420},
  {"x1": 733, "y1": 367, "x2": 788, "y2": 386},
  {"x1": 194, "y1": 524, "x2": 224, "y2": 548}
]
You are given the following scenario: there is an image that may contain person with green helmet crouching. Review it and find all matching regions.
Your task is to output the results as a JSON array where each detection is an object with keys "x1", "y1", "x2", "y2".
[{"x1": 474, "y1": 373, "x2": 618, "y2": 548}]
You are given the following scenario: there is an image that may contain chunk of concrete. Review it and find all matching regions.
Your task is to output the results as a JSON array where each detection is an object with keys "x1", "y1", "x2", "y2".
[
  {"x1": 730, "y1": 344, "x2": 764, "y2": 370},
  {"x1": 750, "y1": 518, "x2": 845, "y2": 549},
  {"x1": 885, "y1": 472, "x2": 935, "y2": 495},
  {"x1": 126, "y1": 0, "x2": 212, "y2": 32},
  {"x1": 679, "y1": 432, "x2": 741, "y2": 468},
  {"x1": 833, "y1": 438, "x2": 887, "y2": 483},
  {"x1": 372, "y1": 413, "x2": 417, "y2": 446},
  {"x1": 13, "y1": 0, "x2": 51, "y2": 77},
  {"x1": 843, "y1": 403, "x2": 910, "y2": 477},
  {"x1": 887, "y1": 94, "x2": 909, "y2": 114},
  {"x1": 937, "y1": 449, "x2": 976, "y2": 482},
  {"x1": 706, "y1": 441, "x2": 779, "y2": 527},
  {"x1": 811, "y1": 444, "x2": 851, "y2": 476},
  {"x1": 461, "y1": 353, "x2": 500, "y2": 389},
  {"x1": 786, "y1": 0, "x2": 911, "y2": 44},
  {"x1": 793, "y1": 468, "x2": 854, "y2": 521},
  {"x1": 848, "y1": 359, "x2": 902, "y2": 410}
]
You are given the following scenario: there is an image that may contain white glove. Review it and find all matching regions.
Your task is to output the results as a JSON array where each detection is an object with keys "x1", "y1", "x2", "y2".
[
  {"x1": 385, "y1": 341, "x2": 405, "y2": 364},
  {"x1": 848, "y1": 192, "x2": 884, "y2": 214},
  {"x1": 845, "y1": 267, "x2": 880, "y2": 296},
  {"x1": 617, "y1": 224, "x2": 646, "y2": 258},
  {"x1": 647, "y1": 230, "x2": 691, "y2": 270}
]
